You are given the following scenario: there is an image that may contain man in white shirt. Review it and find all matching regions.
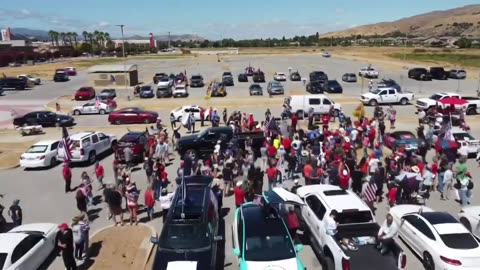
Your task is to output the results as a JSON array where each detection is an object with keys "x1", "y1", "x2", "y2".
[
  {"x1": 417, "y1": 109, "x2": 426, "y2": 126},
  {"x1": 458, "y1": 142, "x2": 469, "y2": 158},
  {"x1": 368, "y1": 156, "x2": 379, "y2": 175},
  {"x1": 350, "y1": 128, "x2": 359, "y2": 147},
  {"x1": 325, "y1": 210, "x2": 339, "y2": 239},
  {"x1": 441, "y1": 165, "x2": 454, "y2": 200},
  {"x1": 377, "y1": 213, "x2": 399, "y2": 254}
]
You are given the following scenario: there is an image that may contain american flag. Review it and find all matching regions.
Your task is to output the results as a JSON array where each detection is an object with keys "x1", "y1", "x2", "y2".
[
  {"x1": 363, "y1": 181, "x2": 378, "y2": 202},
  {"x1": 62, "y1": 126, "x2": 73, "y2": 162}
]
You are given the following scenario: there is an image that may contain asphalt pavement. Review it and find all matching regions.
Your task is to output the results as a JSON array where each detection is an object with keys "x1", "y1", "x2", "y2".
[{"x1": 2, "y1": 54, "x2": 480, "y2": 270}]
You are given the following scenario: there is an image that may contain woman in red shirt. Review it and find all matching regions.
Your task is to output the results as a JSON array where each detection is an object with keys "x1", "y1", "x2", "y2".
[
  {"x1": 338, "y1": 164, "x2": 350, "y2": 190},
  {"x1": 144, "y1": 185, "x2": 155, "y2": 221},
  {"x1": 234, "y1": 181, "x2": 245, "y2": 208}
]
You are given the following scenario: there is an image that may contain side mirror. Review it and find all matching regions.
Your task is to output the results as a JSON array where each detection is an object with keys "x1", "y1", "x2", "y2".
[
  {"x1": 295, "y1": 244, "x2": 304, "y2": 252},
  {"x1": 150, "y1": 236, "x2": 159, "y2": 245},
  {"x1": 233, "y1": 248, "x2": 240, "y2": 256},
  {"x1": 214, "y1": 235, "x2": 223, "y2": 242}
]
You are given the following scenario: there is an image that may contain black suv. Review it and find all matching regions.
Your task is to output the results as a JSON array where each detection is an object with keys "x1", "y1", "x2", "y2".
[
  {"x1": 408, "y1": 68, "x2": 432, "y2": 81},
  {"x1": 429, "y1": 67, "x2": 448, "y2": 80},
  {"x1": 290, "y1": 71, "x2": 301, "y2": 81},
  {"x1": 153, "y1": 73, "x2": 168, "y2": 84},
  {"x1": 150, "y1": 176, "x2": 222, "y2": 270},
  {"x1": 53, "y1": 71, "x2": 69, "y2": 82},
  {"x1": 190, "y1": 75, "x2": 205, "y2": 87},
  {"x1": 222, "y1": 72, "x2": 234, "y2": 86},
  {"x1": 0, "y1": 77, "x2": 29, "y2": 90},
  {"x1": 306, "y1": 80, "x2": 325, "y2": 94},
  {"x1": 309, "y1": 71, "x2": 328, "y2": 82},
  {"x1": 252, "y1": 71, "x2": 265, "y2": 83}
]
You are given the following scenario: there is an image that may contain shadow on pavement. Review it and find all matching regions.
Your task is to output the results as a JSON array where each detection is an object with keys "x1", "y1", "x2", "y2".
[
  {"x1": 87, "y1": 208, "x2": 102, "y2": 222},
  {"x1": 216, "y1": 214, "x2": 227, "y2": 270},
  {"x1": 79, "y1": 240, "x2": 103, "y2": 270}
]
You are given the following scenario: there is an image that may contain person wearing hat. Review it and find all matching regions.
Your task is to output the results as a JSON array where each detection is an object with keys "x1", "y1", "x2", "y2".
[
  {"x1": 57, "y1": 223, "x2": 77, "y2": 270},
  {"x1": 8, "y1": 199, "x2": 22, "y2": 227}
]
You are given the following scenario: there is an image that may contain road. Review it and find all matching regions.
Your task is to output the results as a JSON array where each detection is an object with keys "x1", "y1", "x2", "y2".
[{"x1": 1, "y1": 54, "x2": 480, "y2": 270}]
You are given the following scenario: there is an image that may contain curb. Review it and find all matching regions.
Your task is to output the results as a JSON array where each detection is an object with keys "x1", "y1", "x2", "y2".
[
  {"x1": 0, "y1": 163, "x2": 20, "y2": 170},
  {"x1": 87, "y1": 222, "x2": 157, "y2": 270}
]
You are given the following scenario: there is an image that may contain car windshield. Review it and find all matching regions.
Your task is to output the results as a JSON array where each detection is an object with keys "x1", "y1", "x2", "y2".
[
  {"x1": 440, "y1": 233, "x2": 479, "y2": 249},
  {"x1": 371, "y1": 89, "x2": 382, "y2": 94},
  {"x1": 159, "y1": 77, "x2": 169, "y2": 82},
  {"x1": 141, "y1": 86, "x2": 151, "y2": 91},
  {"x1": 244, "y1": 218, "x2": 295, "y2": 261},
  {"x1": 458, "y1": 70, "x2": 466, "y2": 73},
  {"x1": 101, "y1": 89, "x2": 113, "y2": 93},
  {"x1": 328, "y1": 80, "x2": 340, "y2": 86},
  {"x1": 429, "y1": 94, "x2": 443, "y2": 100},
  {"x1": 453, "y1": 133, "x2": 475, "y2": 141},
  {"x1": 272, "y1": 82, "x2": 281, "y2": 87},
  {"x1": 159, "y1": 222, "x2": 210, "y2": 250},
  {"x1": 0, "y1": 253, "x2": 6, "y2": 269},
  {"x1": 192, "y1": 76, "x2": 202, "y2": 80},
  {"x1": 26, "y1": 145, "x2": 48, "y2": 153}
]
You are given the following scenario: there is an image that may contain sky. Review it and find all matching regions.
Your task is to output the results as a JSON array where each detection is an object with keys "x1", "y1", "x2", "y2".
[{"x1": 0, "y1": 0, "x2": 479, "y2": 39}]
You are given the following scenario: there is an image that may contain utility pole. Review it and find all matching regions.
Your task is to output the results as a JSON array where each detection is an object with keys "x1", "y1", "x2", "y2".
[
  {"x1": 403, "y1": 32, "x2": 408, "y2": 61},
  {"x1": 116, "y1": 24, "x2": 127, "y2": 92},
  {"x1": 168, "y1": 31, "x2": 171, "y2": 48}
]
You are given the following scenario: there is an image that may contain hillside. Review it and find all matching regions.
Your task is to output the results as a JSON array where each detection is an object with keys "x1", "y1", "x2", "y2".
[{"x1": 321, "y1": 4, "x2": 480, "y2": 38}]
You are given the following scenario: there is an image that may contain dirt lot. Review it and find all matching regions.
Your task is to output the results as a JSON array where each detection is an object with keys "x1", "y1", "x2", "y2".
[
  {"x1": 88, "y1": 225, "x2": 153, "y2": 270},
  {"x1": 0, "y1": 141, "x2": 36, "y2": 169}
]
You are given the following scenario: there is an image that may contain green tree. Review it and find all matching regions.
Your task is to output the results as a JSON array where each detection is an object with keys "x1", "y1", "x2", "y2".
[
  {"x1": 47, "y1": 30, "x2": 56, "y2": 46},
  {"x1": 454, "y1": 38, "x2": 472, "y2": 48}
]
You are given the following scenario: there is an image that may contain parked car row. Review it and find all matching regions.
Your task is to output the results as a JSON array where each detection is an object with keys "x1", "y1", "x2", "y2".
[{"x1": 408, "y1": 67, "x2": 467, "y2": 80}]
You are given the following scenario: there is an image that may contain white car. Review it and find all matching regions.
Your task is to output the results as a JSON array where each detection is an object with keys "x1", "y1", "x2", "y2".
[
  {"x1": 0, "y1": 223, "x2": 58, "y2": 270},
  {"x1": 57, "y1": 131, "x2": 117, "y2": 164},
  {"x1": 358, "y1": 66, "x2": 379, "y2": 78},
  {"x1": 390, "y1": 205, "x2": 480, "y2": 270},
  {"x1": 72, "y1": 101, "x2": 113, "y2": 115},
  {"x1": 17, "y1": 74, "x2": 41, "y2": 85},
  {"x1": 451, "y1": 128, "x2": 480, "y2": 157},
  {"x1": 459, "y1": 206, "x2": 480, "y2": 239},
  {"x1": 173, "y1": 85, "x2": 188, "y2": 98},
  {"x1": 273, "y1": 72, "x2": 287, "y2": 81},
  {"x1": 360, "y1": 87, "x2": 414, "y2": 106},
  {"x1": 19, "y1": 140, "x2": 59, "y2": 168},
  {"x1": 157, "y1": 76, "x2": 174, "y2": 89},
  {"x1": 170, "y1": 105, "x2": 210, "y2": 122}
]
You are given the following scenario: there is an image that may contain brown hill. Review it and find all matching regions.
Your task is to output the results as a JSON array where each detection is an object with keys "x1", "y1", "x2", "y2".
[{"x1": 320, "y1": 4, "x2": 480, "y2": 38}]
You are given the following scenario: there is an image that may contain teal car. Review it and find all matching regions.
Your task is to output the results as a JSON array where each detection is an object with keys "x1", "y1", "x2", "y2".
[{"x1": 232, "y1": 189, "x2": 306, "y2": 270}]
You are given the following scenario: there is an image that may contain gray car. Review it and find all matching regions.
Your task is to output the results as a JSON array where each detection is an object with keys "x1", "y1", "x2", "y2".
[
  {"x1": 267, "y1": 81, "x2": 284, "y2": 95},
  {"x1": 99, "y1": 89, "x2": 117, "y2": 100},
  {"x1": 249, "y1": 84, "x2": 263, "y2": 96}
]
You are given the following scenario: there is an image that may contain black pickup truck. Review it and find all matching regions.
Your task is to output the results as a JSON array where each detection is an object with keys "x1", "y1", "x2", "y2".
[{"x1": 176, "y1": 127, "x2": 264, "y2": 158}]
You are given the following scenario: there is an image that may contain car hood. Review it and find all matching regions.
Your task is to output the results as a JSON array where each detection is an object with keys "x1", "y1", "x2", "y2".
[
  {"x1": 245, "y1": 258, "x2": 299, "y2": 270},
  {"x1": 178, "y1": 135, "x2": 198, "y2": 144},
  {"x1": 153, "y1": 248, "x2": 212, "y2": 270},
  {"x1": 9, "y1": 223, "x2": 58, "y2": 235},
  {"x1": 270, "y1": 86, "x2": 284, "y2": 90},
  {"x1": 416, "y1": 98, "x2": 435, "y2": 103}
]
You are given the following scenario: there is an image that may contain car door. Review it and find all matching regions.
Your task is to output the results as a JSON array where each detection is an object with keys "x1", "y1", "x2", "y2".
[
  {"x1": 233, "y1": 209, "x2": 243, "y2": 265},
  {"x1": 9, "y1": 235, "x2": 44, "y2": 270},
  {"x1": 24, "y1": 234, "x2": 48, "y2": 269},
  {"x1": 121, "y1": 110, "x2": 136, "y2": 124},
  {"x1": 83, "y1": 102, "x2": 95, "y2": 114},
  {"x1": 47, "y1": 141, "x2": 60, "y2": 161},
  {"x1": 387, "y1": 89, "x2": 398, "y2": 103},
  {"x1": 191, "y1": 107, "x2": 201, "y2": 120},
  {"x1": 304, "y1": 195, "x2": 327, "y2": 243},
  {"x1": 400, "y1": 215, "x2": 435, "y2": 255},
  {"x1": 202, "y1": 132, "x2": 219, "y2": 155},
  {"x1": 23, "y1": 113, "x2": 37, "y2": 125},
  {"x1": 97, "y1": 133, "x2": 111, "y2": 153},
  {"x1": 308, "y1": 98, "x2": 321, "y2": 114},
  {"x1": 321, "y1": 98, "x2": 332, "y2": 114},
  {"x1": 91, "y1": 134, "x2": 102, "y2": 153}
]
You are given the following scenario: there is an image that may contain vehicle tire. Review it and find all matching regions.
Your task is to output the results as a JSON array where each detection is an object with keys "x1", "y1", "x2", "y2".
[
  {"x1": 368, "y1": 99, "x2": 378, "y2": 106},
  {"x1": 50, "y1": 157, "x2": 57, "y2": 167},
  {"x1": 399, "y1": 98, "x2": 408, "y2": 105},
  {"x1": 460, "y1": 217, "x2": 472, "y2": 232},
  {"x1": 467, "y1": 106, "x2": 477, "y2": 115},
  {"x1": 324, "y1": 257, "x2": 335, "y2": 270},
  {"x1": 114, "y1": 120, "x2": 121, "y2": 125},
  {"x1": 177, "y1": 116, "x2": 182, "y2": 122},
  {"x1": 99, "y1": 109, "x2": 106, "y2": 115},
  {"x1": 144, "y1": 118, "x2": 150, "y2": 124},
  {"x1": 73, "y1": 110, "x2": 81, "y2": 115},
  {"x1": 88, "y1": 151, "x2": 96, "y2": 165},
  {"x1": 423, "y1": 252, "x2": 435, "y2": 270}
]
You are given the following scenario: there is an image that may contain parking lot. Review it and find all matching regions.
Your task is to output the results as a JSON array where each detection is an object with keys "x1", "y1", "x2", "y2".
[{"x1": 2, "y1": 53, "x2": 480, "y2": 270}]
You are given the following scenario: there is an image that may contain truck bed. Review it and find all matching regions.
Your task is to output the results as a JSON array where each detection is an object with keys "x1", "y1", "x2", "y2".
[{"x1": 345, "y1": 244, "x2": 398, "y2": 270}]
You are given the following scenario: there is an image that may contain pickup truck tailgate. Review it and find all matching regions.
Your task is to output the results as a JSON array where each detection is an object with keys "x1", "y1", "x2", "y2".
[{"x1": 345, "y1": 245, "x2": 399, "y2": 270}]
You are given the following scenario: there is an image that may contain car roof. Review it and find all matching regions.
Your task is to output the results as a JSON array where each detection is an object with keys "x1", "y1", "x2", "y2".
[
  {"x1": 297, "y1": 185, "x2": 371, "y2": 212},
  {"x1": 9, "y1": 223, "x2": 57, "y2": 234},
  {"x1": 289, "y1": 94, "x2": 329, "y2": 99},
  {"x1": 69, "y1": 132, "x2": 95, "y2": 139},
  {"x1": 121, "y1": 131, "x2": 145, "y2": 138},
  {"x1": 0, "y1": 233, "x2": 28, "y2": 253},
  {"x1": 32, "y1": 140, "x2": 58, "y2": 146},
  {"x1": 421, "y1": 212, "x2": 459, "y2": 225}
]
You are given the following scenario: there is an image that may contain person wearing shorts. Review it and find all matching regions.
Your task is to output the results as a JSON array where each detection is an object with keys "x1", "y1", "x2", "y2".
[{"x1": 126, "y1": 182, "x2": 139, "y2": 225}]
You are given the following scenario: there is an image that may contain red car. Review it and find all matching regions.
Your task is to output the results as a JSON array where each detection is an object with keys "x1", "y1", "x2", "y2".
[
  {"x1": 115, "y1": 131, "x2": 149, "y2": 162},
  {"x1": 74, "y1": 87, "x2": 96, "y2": 100},
  {"x1": 65, "y1": 67, "x2": 77, "y2": 76},
  {"x1": 108, "y1": 107, "x2": 159, "y2": 125},
  {"x1": 384, "y1": 131, "x2": 419, "y2": 152}
]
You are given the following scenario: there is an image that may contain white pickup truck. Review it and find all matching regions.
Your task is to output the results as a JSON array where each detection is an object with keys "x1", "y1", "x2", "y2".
[
  {"x1": 281, "y1": 185, "x2": 406, "y2": 270},
  {"x1": 360, "y1": 87, "x2": 414, "y2": 106},
  {"x1": 415, "y1": 92, "x2": 480, "y2": 115},
  {"x1": 57, "y1": 131, "x2": 117, "y2": 164},
  {"x1": 358, "y1": 66, "x2": 379, "y2": 78}
]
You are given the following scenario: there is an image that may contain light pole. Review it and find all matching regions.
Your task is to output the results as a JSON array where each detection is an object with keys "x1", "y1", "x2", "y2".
[
  {"x1": 403, "y1": 33, "x2": 408, "y2": 61},
  {"x1": 168, "y1": 31, "x2": 171, "y2": 48},
  {"x1": 116, "y1": 24, "x2": 127, "y2": 92}
]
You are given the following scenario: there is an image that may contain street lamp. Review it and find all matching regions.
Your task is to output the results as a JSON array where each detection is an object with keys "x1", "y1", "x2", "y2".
[
  {"x1": 116, "y1": 24, "x2": 127, "y2": 93},
  {"x1": 477, "y1": 73, "x2": 480, "y2": 96}
]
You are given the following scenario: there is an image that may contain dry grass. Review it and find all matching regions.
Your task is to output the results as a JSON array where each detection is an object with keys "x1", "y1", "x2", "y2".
[{"x1": 0, "y1": 141, "x2": 35, "y2": 169}]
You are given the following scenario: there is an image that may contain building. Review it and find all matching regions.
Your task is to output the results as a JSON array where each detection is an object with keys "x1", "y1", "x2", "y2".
[
  {"x1": 113, "y1": 39, "x2": 159, "y2": 48},
  {"x1": 87, "y1": 64, "x2": 139, "y2": 87}
]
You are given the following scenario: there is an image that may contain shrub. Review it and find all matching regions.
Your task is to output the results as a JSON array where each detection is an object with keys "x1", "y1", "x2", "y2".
[
  {"x1": 442, "y1": 49, "x2": 452, "y2": 53},
  {"x1": 413, "y1": 48, "x2": 427, "y2": 53}
]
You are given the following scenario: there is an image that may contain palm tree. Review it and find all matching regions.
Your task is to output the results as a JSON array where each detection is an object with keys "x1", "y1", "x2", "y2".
[
  {"x1": 48, "y1": 30, "x2": 56, "y2": 46},
  {"x1": 59, "y1": 32, "x2": 66, "y2": 46},
  {"x1": 93, "y1": 30, "x2": 100, "y2": 48},
  {"x1": 51, "y1": 31, "x2": 60, "y2": 47},
  {"x1": 104, "y1": 32, "x2": 111, "y2": 42},
  {"x1": 82, "y1": 31, "x2": 88, "y2": 42},
  {"x1": 87, "y1": 33, "x2": 94, "y2": 48},
  {"x1": 72, "y1": 32, "x2": 78, "y2": 47}
]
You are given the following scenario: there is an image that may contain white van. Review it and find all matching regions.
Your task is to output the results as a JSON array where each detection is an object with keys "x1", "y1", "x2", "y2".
[{"x1": 284, "y1": 95, "x2": 342, "y2": 117}]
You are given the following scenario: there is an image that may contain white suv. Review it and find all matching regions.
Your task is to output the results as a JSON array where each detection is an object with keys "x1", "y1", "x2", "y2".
[
  {"x1": 173, "y1": 85, "x2": 188, "y2": 98},
  {"x1": 57, "y1": 131, "x2": 117, "y2": 164}
]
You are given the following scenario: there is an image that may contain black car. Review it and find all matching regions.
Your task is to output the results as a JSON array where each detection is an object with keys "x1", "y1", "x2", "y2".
[
  {"x1": 377, "y1": 79, "x2": 401, "y2": 92},
  {"x1": 309, "y1": 71, "x2": 328, "y2": 82},
  {"x1": 252, "y1": 72, "x2": 265, "y2": 83},
  {"x1": 157, "y1": 86, "x2": 173, "y2": 98},
  {"x1": 306, "y1": 80, "x2": 325, "y2": 94},
  {"x1": 408, "y1": 68, "x2": 432, "y2": 81},
  {"x1": 190, "y1": 75, "x2": 205, "y2": 87},
  {"x1": 150, "y1": 175, "x2": 222, "y2": 270},
  {"x1": 13, "y1": 111, "x2": 74, "y2": 127},
  {"x1": 153, "y1": 73, "x2": 168, "y2": 84},
  {"x1": 324, "y1": 80, "x2": 343, "y2": 93},
  {"x1": 139, "y1": 85, "x2": 155, "y2": 98},
  {"x1": 342, "y1": 73, "x2": 357, "y2": 82},
  {"x1": 249, "y1": 84, "x2": 263, "y2": 96},
  {"x1": 429, "y1": 67, "x2": 448, "y2": 80},
  {"x1": 222, "y1": 72, "x2": 234, "y2": 86},
  {"x1": 0, "y1": 77, "x2": 29, "y2": 90},
  {"x1": 238, "y1": 73, "x2": 248, "y2": 82},
  {"x1": 289, "y1": 71, "x2": 301, "y2": 81},
  {"x1": 53, "y1": 71, "x2": 69, "y2": 82}
]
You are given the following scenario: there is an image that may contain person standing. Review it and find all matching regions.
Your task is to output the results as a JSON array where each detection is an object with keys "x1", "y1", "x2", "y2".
[
  {"x1": 71, "y1": 216, "x2": 87, "y2": 260},
  {"x1": 63, "y1": 161, "x2": 72, "y2": 193},
  {"x1": 441, "y1": 164, "x2": 453, "y2": 200},
  {"x1": 75, "y1": 184, "x2": 88, "y2": 218},
  {"x1": 8, "y1": 199, "x2": 22, "y2": 227},
  {"x1": 189, "y1": 112, "x2": 196, "y2": 133},
  {"x1": 94, "y1": 162, "x2": 105, "y2": 189},
  {"x1": 286, "y1": 206, "x2": 300, "y2": 240},
  {"x1": 266, "y1": 164, "x2": 278, "y2": 190},
  {"x1": 234, "y1": 181, "x2": 245, "y2": 208},
  {"x1": 107, "y1": 185, "x2": 124, "y2": 226},
  {"x1": 112, "y1": 158, "x2": 119, "y2": 188},
  {"x1": 200, "y1": 108, "x2": 205, "y2": 127},
  {"x1": 124, "y1": 145, "x2": 133, "y2": 171},
  {"x1": 126, "y1": 182, "x2": 139, "y2": 225},
  {"x1": 144, "y1": 184, "x2": 155, "y2": 221},
  {"x1": 159, "y1": 188, "x2": 174, "y2": 223},
  {"x1": 57, "y1": 223, "x2": 78, "y2": 270}
]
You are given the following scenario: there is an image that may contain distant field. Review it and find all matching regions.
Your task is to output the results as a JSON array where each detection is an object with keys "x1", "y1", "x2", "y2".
[{"x1": 388, "y1": 52, "x2": 480, "y2": 68}]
